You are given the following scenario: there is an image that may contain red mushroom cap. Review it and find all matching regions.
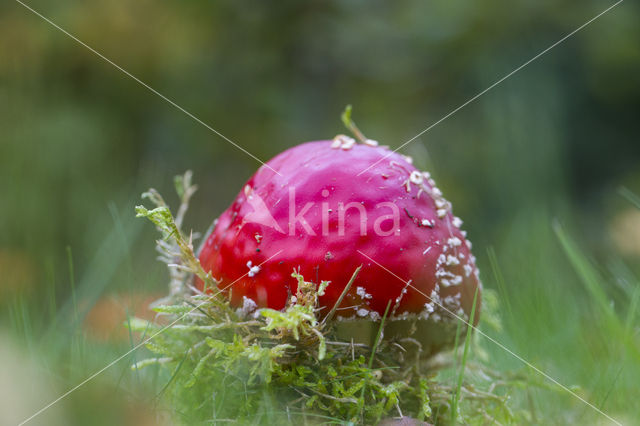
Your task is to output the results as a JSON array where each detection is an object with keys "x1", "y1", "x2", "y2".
[{"x1": 197, "y1": 139, "x2": 481, "y2": 327}]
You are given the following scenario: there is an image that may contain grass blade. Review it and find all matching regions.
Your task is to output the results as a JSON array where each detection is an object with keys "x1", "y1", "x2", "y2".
[{"x1": 451, "y1": 287, "x2": 479, "y2": 424}]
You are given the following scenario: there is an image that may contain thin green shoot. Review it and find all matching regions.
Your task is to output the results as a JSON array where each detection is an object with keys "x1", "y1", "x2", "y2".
[
  {"x1": 487, "y1": 246, "x2": 513, "y2": 322},
  {"x1": 368, "y1": 300, "x2": 392, "y2": 370},
  {"x1": 125, "y1": 310, "x2": 140, "y2": 384},
  {"x1": 341, "y1": 105, "x2": 368, "y2": 143},
  {"x1": 598, "y1": 366, "x2": 623, "y2": 413},
  {"x1": 359, "y1": 300, "x2": 392, "y2": 421},
  {"x1": 66, "y1": 245, "x2": 78, "y2": 322},
  {"x1": 554, "y1": 222, "x2": 622, "y2": 334},
  {"x1": 452, "y1": 316, "x2": 463, "y2": 364},
  {"x1": 625, "y1": 286, "x2": 640, "y2": 335},
  {"x1": 451, "y1": 287, "x2": 479, "y2": 424},
  {"x1": 156, "y1": 351, "x2": 189, "y2": 400},
  {"x1": 46, "y1": 258, "x2": 57, "y2": 322}
]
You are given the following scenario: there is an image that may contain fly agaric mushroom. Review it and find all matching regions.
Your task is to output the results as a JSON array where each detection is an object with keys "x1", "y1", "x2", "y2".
[{"x1": 197, "y1": 129, "x2": 481, "y2": 354}]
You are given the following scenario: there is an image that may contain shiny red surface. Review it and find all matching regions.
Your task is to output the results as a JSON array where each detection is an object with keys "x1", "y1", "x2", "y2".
[{"x1": 197, "y1": 141, "x2": 480, "y2": 320}]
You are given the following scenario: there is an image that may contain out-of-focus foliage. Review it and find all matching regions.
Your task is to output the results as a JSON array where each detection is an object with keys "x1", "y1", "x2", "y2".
[{"x1": 1, "y1": 0, "x2": 639, "y2": 424}]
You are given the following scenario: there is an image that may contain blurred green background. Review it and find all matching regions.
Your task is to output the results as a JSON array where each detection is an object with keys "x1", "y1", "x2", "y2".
[{"x1": 1, "y1": 0, "x2": 639, "y2": 424}]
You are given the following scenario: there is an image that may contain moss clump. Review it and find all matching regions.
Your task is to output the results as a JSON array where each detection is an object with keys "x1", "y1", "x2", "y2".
[{"x1": 130, "y1": 172, "x2": 540, "y2": 425}]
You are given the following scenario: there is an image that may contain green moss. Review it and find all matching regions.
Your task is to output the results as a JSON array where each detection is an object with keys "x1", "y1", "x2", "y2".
[{"x1": 130, "y1": 172, "x2": 547, "y2": 425}]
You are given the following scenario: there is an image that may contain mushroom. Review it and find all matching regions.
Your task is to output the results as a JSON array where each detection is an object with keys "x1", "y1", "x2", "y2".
[{"x1": 197, "y1": 138, "x2": 481, "y2": 355}]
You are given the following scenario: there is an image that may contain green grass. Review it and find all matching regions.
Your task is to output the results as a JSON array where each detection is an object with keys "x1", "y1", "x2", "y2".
[
  {"x1": 3, "y1": 182, "x2": 639, "y2": 425},
  {"x1": 2, "y1": 1, "x2": 638, "y2": 423}
]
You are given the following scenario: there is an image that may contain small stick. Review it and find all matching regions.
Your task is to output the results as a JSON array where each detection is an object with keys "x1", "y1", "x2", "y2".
[{"x1": 322, "y1": 265, "x2": 362, "y2": 325}]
